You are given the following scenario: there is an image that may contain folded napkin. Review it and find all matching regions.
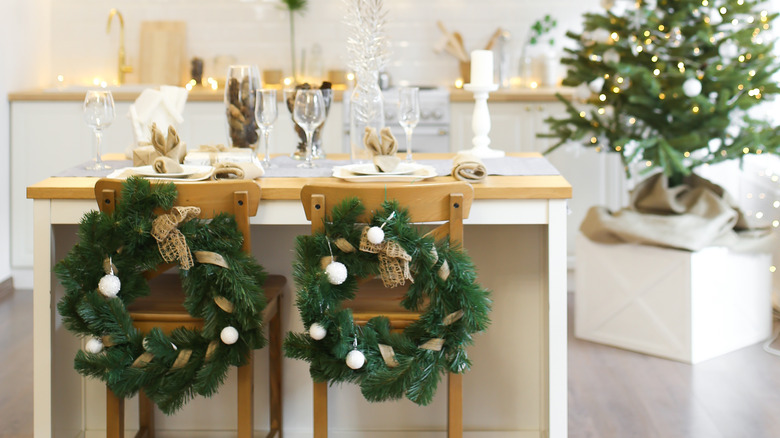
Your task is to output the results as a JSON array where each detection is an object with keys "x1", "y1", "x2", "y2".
[
  {"x1": 129, "y1": 86, "x2": 188, "y2": 147},
  {"x1": 153, "y1": 156, "x2": 184, "y2": 174},
  {"x1": 451, "y1": 152, "x2": 487, "y2": 182},
  {"x1": 364, "y1": 127, "x2": 401, "y2": 172},
  {"x1": 132, "y1": 124, "x2": 187, "y2": 166},
  {"x1": 212, "y1": 162, "x2": 264, "y2": 180}
]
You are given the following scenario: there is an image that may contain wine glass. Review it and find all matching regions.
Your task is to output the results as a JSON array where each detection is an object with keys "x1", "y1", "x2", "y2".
[
  {"x1": 255, "y1": 89, "x2": 278, "y2": 168},
  {"x1": 83, "y1": 90, "x2": 116, "y2": 170},
  {"x1": 293, "y1": 89, "x2": 326, "y2": 168},
  {"x1": 398, "y1": 86, "x2": 420, "y2": 162}
]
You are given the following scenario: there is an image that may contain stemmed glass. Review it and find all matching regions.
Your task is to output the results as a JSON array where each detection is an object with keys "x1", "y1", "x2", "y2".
[
  {"x1": 255, "y1": 89, "x2": 278, "y2": 168},
  {"x1": 398, "y1": 86, "x2": 420, "y2": 162},
  {"x1": 83, "y1": 90, "x2": 116, "y2": 170},
  {"x1": 293, "y1": 89, "x2": 326, "y2": 168}
]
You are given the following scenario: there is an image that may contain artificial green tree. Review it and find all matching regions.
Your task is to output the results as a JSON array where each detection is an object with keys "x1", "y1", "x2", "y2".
[{"x1": 544, "y1": 0, "x2": 780, "y2": 186}]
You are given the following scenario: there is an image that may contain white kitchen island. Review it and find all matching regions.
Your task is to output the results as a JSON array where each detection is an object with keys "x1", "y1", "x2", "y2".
[{"x1": 27, "y1": 153, "x2": 571, "y2": 438}]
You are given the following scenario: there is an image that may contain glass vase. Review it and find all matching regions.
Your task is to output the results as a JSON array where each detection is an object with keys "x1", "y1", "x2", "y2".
[
  {"x1": 349, "y1": 71, "x2": 385, "y2": 162},
  {"x1": 224, "y1": 65, "x2": 260, "y2": 150}
]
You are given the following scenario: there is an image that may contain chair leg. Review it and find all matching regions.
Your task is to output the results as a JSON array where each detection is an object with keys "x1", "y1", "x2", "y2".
[
  {"x1": 268, "y1": 297, "x2": 283, "y2": 437},
  {"x1": 106, "y1": 387, "x2": 125, "y2": 438},
  {"x1": 138, "y1": 390, "x2": 155, "y2": 438},
  {"x1": 447, "y1": 373, "x2": 463, "y2": 438},
  {"x1": 238, "y1": 356, "x2": 255, "y2": 438},
  {"x1": 313, "y1": 381, "x2": 328, "y2": 438}
]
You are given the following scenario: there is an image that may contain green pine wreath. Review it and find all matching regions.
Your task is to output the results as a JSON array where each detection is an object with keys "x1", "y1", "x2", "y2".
[
  {"x1": 284, "y1": 197, "x2": 491, "y2": 405},
  {"x1": 55, "y1": 177, "x2": 268, "y2": 414}
]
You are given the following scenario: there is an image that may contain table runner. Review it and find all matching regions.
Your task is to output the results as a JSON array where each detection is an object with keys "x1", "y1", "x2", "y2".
[{"x1": 54, "y1": 155, "x2": 560, "y2": 178}]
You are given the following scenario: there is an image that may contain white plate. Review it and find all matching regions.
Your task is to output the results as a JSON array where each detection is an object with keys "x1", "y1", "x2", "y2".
[
  {"x1": 332, "y1": 164, "x2": 438, "y2": 182},
  {"x1": 342, "y1": 162, "x2": 421, "y2": 176},
  {"x1": 133, "y1": 165, "x2": 212, "y2": 178}
]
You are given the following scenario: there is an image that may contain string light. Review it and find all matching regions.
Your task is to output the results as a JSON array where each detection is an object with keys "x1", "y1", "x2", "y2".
[
  {"x1": 599, "y1": 94, "x2": 607, "y2": 101},
  {"x1": 591, "y1": 136, "x2": 598, "y2": 144},
  {"x1": 611, "y1": 32, "x2": 620, "y2": 41},
  {"x1": 684, "y1": 151, "x2": 691, "y2": 157},
  {"x1": 659, "y1": 93, "x2": 666, "y2": 99},
  {"x1": 743, "y1": 147, "x2": 750, "y2": 154},
  {"x1": 693, "y1": 105, "x2": 700, "y2": 113},
  {"x1": 654, "y1": 69, "x2": 661, "y2": 75},
  {"x1": 579, "y1": 111, "x2": 586, "y2": 118},
  {"x1": 651, "y1": 55, "x2": 658, "y2": 62},
  {"x1": 629, "y1": 117, "x2": 637, "y2": 124},
  {"x1": 645, "y1": 161, "x2": 653, "y2": 167},
  {"x1": 659, "y1": 24, "x2": 666, "y2": 31}
]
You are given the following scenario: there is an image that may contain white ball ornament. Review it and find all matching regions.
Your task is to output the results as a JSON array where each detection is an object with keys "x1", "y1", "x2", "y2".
[
  {"x1": 589, "y1": 77, "x2": 605, "y2": 93},
  {"x1": 719, "y1": 41, "x2": 739, "y2": 59},
  {"x1": 346, "y1": 349, "x2": 366, "y2": 369},
  {"x1": 367, "y1": 226, "x2": 385, "y2": 245},
  {"x1": 309, "y1": 322, "x2": 327, "y2": 340},
  {"x1": 85, "y1": 337, "x2": 104, "y2": 354},
  {"x1": 325, "y1": 261, "x2": 348, "y2": 285},
  {"x1": 220, "y1": 326, "x2": 239, "y2": 345},
  {"x1": 682, "y1": 78, "x2": 702, "y2": 97},
  {"x1": 98, "y1": 273, "x2": 121, "y2": 298},
  {"x1": 603, "y1": 49, "x2": 620, "y2": 65}
]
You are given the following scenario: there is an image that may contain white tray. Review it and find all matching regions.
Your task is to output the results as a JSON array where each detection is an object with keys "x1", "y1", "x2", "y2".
[{"x1": 332, "y1": 163, "x2": 437, "y2": 182}]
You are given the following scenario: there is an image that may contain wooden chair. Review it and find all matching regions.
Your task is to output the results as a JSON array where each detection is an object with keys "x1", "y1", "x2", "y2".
[
  {"x1": 300, "y1": 181, "x2": 475, "y2": 438},
  {"x1": 95, "y1": 179, "x2": 285, "y2": 438}
]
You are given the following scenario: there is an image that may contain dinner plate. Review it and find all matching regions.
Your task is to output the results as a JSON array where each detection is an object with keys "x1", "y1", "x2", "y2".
[
  {"x1": 342, "y1": 162, "x2": 421, "y2": 176},
  {"x1": 332, "y1": 164, "x2": 438, "y2": 182},
  {"x1": 132, "y1": 165, "x2": 212, "y2": 178}
]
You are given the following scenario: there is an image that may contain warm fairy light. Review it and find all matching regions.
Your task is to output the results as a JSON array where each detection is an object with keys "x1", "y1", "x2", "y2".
[
  {"x1": 645, "y1": 161, "x2": 652, "y2": 167},
  {"x1": 346, "y1": 72, "x2": 355, "y2": 81},
  {"x1": 738, "y1": 0, "x2": 744, "y2": 4},
  {"x1": 702, "y1": 0, "x2": 708, "y2": 5},
  {"x1": 598, "y1": 107, "x2": 606, "y2": 114},
  {"x1": 684, "y1": 151, "x2": 691, "y2": 157},
  {"x1": 659, "y1": 24, "x2": 666, "y2": 31},
  {"x1": 652, "y1": 55, "x2": 659, "y2": 62},
  {"x1": 644, "y1": 30, "x2": 650, "y2": 37},
  {"x1": 759, "y1": 193, "x2": 766, "y2": 199},
  {"x1": 721, "y1": 150, "x2": 728, "y2": 157},
  {"x1": 207, "y1": 77, "x2": 218, "y2": 90},
  {"x1": 454, "y1": 78, "x2": 464, "y2": 88},
  {"x1": 595, "y1": 146, "x2": 602, "y2": 152},
  {"x1": 732, "y1": 19, "x2": 739, "y2": 26},
  {"x1": 659, "y1": 93, "x2": 666, "y2": 99},
  {"x1": 591, "y1": 136, "x2": 598, "y2": 144},
  {"x1": 748, "y1": 16, "x2": 755, "y2": 24},
  {"x1": 743, "y1": 147, "x2": 750, "y2": 154},
  {"x1": 599, "y1": 94, "x2": 606, "y2": 101},
  {"x1": 774, "y1": 201, "x2": 780, "y2": 208},
  {"x1": 694, "y1": 47, "x2": 700, "y2": 55},
  {"x1": 283, "y1": 77, "x2": 294, "y2": 86},
  {"x1": 770, "y1": 266, "x2": 776, "y2": 273},
  {"x1": 720, "y1": 7, "x2": 727, "y2": 13},
  {"x1": 738, "y1": 84, "x2": 745, "y2": 90},
  {"x1": 654, "y1": 69, "x2": 661, "y2": 75},
  {"x1": 716, "y1": 64, "x2": 723, "y2": 70},
  {"x1": 636, "y1": 46, "x2": 644, "y2": 53},
  {"x1": 645, "y1": 38, "x2": 652, "y2": 45},
  {"x1": 615, "y1": 146, "x2": 622, "y2": 151},
  {"x1": 580, "y1": 111, "x2": 587, "y2": 118},
  {"x1": 629, "y1": 117, "x2": 636, "y2": 124},
  {"x1": 756, "y1": 211, "x2": 764, "y2": 219},
  {"x1": 617, "y1": 77, "x2": 624, "y2": 84},
  {"x1": 747, "y1": 193, "x2": 753, "y2": 199},
  {"x1": 604, "y1": 74, "x2": 610, "y2": 79},
  {"x1": 611, "y1": 32, "x2": 619, "y2": 41},
  {"x1": 773, "y1": 220, "x2": 779, "y2": 228},
  {"x1": 613, "y1": 87, "x2": 621, "y2": 93},
  {"x1": 704, "y1": 16, "x2": 711, "y2": 24},
  {"x1": 57, "y1": 75, "x2": 65, "y2": 83},
  {"x1": 529, "y1": 81, "x2": 539, "y2": 89},
  {"x1": 693, "y1": 106, "x2": 700, "y2": 113},
  {"x1": 749, "y1": 88, "x2": 761, "y2": 96},
  {"x1": 739, "y1": 55, "x2": 746, "y2": 62}
]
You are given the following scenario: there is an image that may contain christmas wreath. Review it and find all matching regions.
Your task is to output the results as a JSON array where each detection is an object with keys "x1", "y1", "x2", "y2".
[
  {"x1": 284, "y1": 197, "x2": 491, "y2": 405},
  {"x1": 55, "y1": 177, "x2": 268, "y2": 414}
]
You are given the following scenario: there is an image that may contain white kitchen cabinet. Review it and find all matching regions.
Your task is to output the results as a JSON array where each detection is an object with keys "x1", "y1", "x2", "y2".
[{"x1": 10, "y1": 100, "x2": 343, "y2": 283}]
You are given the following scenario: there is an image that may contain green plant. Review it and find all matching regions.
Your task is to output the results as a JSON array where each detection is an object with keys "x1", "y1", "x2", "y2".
[
  {"x1": 281, "y1": 0, "x2": 308, "y2": 83},
  {"x1": 529, "y1": 14, "x2": 557, "y2": 46}
]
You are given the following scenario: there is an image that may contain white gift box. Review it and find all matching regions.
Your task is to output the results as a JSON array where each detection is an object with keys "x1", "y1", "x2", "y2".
[{"x1": 576, "y1": 233, "x2": 773, "y2": 364}]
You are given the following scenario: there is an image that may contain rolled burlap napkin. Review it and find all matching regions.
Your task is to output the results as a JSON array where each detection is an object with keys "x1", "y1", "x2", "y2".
[
  {"x1": 451, "y1": 152, "x2": 486, "y2": 182},
  {"x1": 153, "y1": 156, "x2": 184, "y2": 174},
  {"x1": 212, "y1": 162, "x2": 264, "y2": 180}
]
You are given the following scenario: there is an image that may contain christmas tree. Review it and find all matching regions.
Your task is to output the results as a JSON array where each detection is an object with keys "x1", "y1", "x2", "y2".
[{"x1": 544, "y1": 0, "x2": 780, "y2": 185}]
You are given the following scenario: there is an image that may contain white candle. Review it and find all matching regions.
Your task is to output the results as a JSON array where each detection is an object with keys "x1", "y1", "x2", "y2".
[{"x1": 470, "y1": 50, "x2": 494, "y2": 86}]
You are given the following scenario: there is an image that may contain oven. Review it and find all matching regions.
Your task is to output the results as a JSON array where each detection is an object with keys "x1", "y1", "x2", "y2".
[{"x1": 343, "y1": 86, "x2": 451, "y2": 153}]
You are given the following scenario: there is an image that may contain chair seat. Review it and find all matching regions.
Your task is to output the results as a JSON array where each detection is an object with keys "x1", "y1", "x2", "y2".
[
  {"x1": 127, "y1": 274, "x2": 286, "y2": 335},
  {"x1": 343, "y1": 278, "x2": 425, "y2": 330}
]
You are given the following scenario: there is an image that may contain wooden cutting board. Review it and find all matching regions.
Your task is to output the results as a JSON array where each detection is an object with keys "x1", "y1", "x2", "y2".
[{"x1": 139, "y1": 21, "x2": 187, "y2": 86}]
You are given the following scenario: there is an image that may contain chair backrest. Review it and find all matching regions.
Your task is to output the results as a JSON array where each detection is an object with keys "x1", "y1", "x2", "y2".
[
  {"x1": 95, "y1": 179, "x2": 261, "y2": 253},
  {"x1": 300, "y1": 182, "x2": 474, "y2": 243}
]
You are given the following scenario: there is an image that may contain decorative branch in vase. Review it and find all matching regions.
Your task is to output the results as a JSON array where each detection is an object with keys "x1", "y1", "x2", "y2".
[
  {"x1": 343, "y1": 0, "x2": 391, "y2": 162},
  {"x1": 281, "y1": 0, "x2": 308, "y2": 84}
]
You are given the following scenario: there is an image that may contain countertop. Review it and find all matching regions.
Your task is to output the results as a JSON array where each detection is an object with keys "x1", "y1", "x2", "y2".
[{"x1": 9, "y1": 86, "x2": 573, "y2": 103}]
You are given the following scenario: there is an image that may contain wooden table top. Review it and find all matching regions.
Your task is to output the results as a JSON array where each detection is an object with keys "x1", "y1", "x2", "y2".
[{"x1": 27, "y1": 153, "x2": 572, "y2": 201}]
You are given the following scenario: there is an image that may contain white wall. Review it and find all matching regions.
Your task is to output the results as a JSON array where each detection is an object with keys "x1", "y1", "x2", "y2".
[
  {"x1": 48, "y1": 0, "x2": 597, "y2": 88},
  {"x1": 1, "y1": 0, "x2": 50, "y2": 284}
]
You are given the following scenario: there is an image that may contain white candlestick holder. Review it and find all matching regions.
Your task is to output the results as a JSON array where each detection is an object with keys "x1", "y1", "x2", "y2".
[{"x1": 463, "y1": 83, "x2": 504, "y2": 158}]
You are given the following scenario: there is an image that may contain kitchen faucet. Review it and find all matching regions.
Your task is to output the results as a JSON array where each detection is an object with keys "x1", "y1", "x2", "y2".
[{"x1": 107, "y1": 9, "x2": 133, "y2": 85}]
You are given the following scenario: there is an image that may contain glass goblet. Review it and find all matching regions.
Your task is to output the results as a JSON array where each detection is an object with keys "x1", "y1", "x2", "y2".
[
  {"x1": 293, "y1": 89, "x2": 326, "y2": 168},
  {"x1": 255, "y1": 89, "x2": 278, "y2": 168},
  {"x1": 83, "y1": 90, "x2": 116, "y2": 170},
  {"x1": 398, "y1": 86, "x2": 420, "y2": 163}
]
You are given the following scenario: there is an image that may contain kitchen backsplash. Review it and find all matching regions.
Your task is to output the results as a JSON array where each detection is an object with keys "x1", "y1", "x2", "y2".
[{"x1": 50, "y1": 0, "x2": 600, "y2": 87}]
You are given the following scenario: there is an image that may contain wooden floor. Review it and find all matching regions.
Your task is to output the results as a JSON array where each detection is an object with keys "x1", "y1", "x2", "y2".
[{"x1": 2, "y1": 288, "x2": 779, "y2": 438}]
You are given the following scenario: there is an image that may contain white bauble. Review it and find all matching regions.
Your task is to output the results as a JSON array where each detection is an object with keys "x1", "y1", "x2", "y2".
[
  {"x1": 589, "y1": 77, "x2": 605, "y2": 93},
  {"x1": 574, "y1": 83, "x2": 592, "y2": 100},
  {"x1": 709, "y1": 138, "x2": 723, "y2": 153},
  {"x1": 709, "y1": 92, "x2": 719, "y2": 103},
  {"x1": 85, "y1": 337, "x2": 104, "y2": 354},
  {"x1": 220, "y1": 326, "x2": 239, "y2": 345},
  {"x1": 603, "y1": 49, "x2": 620, "y2": 64},
  {"x1": 325, "y1": 261, "x2": 348, "y2": 285},
  {"x1": 682, "y1": 78, "x2": 702, "y2": 97},
  {"x1": 581, "y1": 31, "x2": 595, "y2": 46},
  {"x1": 346, "y1": 349, "x2": 366, "y2": 369},
  {"x1": 591, "y1": 28, "x2": 612, "y2": 43},
  {"x1": 366, "y1": 226, "x2": 385, "y2": 244},
  {"x1": 719, "y1": 40, "x2": 739, "y2": 59},
  {"x1": 98, "y1": 273, "x2": 121, "y2": 298},
  {"x1": 309, "y1": 322, "x2": 327, "y2": 340},
  {"x1": 708, "y1": 9, "x2": 723, "y2": 26}
]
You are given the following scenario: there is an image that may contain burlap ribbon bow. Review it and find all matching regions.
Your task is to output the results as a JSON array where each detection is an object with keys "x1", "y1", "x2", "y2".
[
  {"x1": 359, "y1": 226, "x2": 413, "y2": 288},
  {"x1": 364, "y1": 127, "x2": 401, "y2": 172},
  {"x1": 151, "y1": 206, "x2": 201, "y2": 270}
]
